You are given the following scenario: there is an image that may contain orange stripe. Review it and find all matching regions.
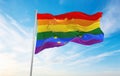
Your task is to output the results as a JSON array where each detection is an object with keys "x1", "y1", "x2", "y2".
[{"x1": 37, "y1": 19, "x2": 99, "y2": 26}]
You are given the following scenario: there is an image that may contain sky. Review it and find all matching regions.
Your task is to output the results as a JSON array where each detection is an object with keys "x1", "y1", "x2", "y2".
[{"x1": 0, "y1": 0, "x2": 120, "y2": 76}]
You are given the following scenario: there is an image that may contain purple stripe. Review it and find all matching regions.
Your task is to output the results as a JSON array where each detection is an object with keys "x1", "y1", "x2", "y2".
[
  {"x1": 35, "y1": 42, "x2": 64, "y2": 54},
  {"x1": 35, "y1": 37, "x2": 103, "y2": 54},
  {"x1": 71, "y1": 37, "x2": 103, "y2": 45}
]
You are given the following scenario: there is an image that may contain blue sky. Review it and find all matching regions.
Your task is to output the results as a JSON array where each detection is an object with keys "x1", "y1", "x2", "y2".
[{"x1": 0, "y1": 0, "x2": 120, "y2": 76}]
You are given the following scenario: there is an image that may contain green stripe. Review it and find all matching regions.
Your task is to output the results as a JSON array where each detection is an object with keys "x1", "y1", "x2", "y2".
[{"x1": 37, "y1": 28, "x2": 103, "y2": 40}]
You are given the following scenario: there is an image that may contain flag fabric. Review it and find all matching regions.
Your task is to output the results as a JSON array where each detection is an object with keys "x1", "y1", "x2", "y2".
[{"x1": 35, "y1": 12, "x2": 104, "y2": 54}]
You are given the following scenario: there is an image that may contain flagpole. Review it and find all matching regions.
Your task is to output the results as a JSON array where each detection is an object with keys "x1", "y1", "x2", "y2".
[{"x1": 30, "y1": 10, "x2": 37, "y2": 76}]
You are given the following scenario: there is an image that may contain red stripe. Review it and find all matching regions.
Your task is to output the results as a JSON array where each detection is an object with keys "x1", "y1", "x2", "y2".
[{"x1": 37, "y1": 12, "x2": 102, "y2": 20}]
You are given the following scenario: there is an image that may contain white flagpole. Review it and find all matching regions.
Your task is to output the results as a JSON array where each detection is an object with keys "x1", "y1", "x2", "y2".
[{"x1": 30, "y1": 10, "x2": 37, "y2": 76}]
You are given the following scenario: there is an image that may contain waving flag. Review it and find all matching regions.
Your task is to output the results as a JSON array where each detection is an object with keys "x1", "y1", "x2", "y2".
[{"x1": 35, "y1": 12, "x2": 104, "y2": 54}]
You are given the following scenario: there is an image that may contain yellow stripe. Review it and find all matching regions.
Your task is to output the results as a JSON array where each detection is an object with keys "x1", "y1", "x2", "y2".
[
  {"x1": 37, "y1": 19, "x2": 99, "y2": 26},
  {"x1": 37, "y1": 21, "x2": 100, "y2": 32}
]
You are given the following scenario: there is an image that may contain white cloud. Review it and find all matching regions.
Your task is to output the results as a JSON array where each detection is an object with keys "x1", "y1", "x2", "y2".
[
  {"x1": 101, "y1": 0, "x2": 120, "y2": 37},
  {"x1": 0, "y1": 52, "x2": 31, "y2": 76},
  {"x1": 69, "y1": 50, "x2": 120, "y2": 66},
  {"x1": 4, "y1": 14, "x2": 29, "y2": 36},
  {"x1": 0, "y1": 12, "x2": 32, "y2": 53},
  {"x1": 0, "y1": 11, "x2": 33, "y2": 76}
]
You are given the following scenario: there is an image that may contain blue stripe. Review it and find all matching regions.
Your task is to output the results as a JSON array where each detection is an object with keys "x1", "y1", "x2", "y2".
[
  {"x1": 36, "y1": 40, "x2": 45, "y2": 47},
  {"x1": 36, "y1": 34, "x2": 104, "y2": 47},
  {"x1": 81, "y1": 34, "x2": 104, "y2": 40}
]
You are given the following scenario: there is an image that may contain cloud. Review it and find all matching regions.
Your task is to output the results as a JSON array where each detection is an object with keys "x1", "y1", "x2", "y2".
[
  {"x1": 0, "y1": 11, "x2": 33, "y2": 76},
  {"x1": 3, "y1": 13, "x2": 29, "y2": 36},
  {"x1": 0, "y1": 53, "x2": 29, "y2": 76},
  {"x1": 0, "y1": 11, "x2": 32, "y2": 53},
  {"x1": 42, "y1": 44, "x2": 104, "y2": 64},
  {"x1": 69, "y1": 50, "x2": 120, "y2": 66},
  {"x1": 101, "y1": 0, "x2": 120, "y2": 37}
]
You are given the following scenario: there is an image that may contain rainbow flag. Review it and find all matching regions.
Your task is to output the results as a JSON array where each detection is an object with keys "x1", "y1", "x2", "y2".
[{"x1": 35, "y1": 12, "x2": 104, "y2": 54}]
